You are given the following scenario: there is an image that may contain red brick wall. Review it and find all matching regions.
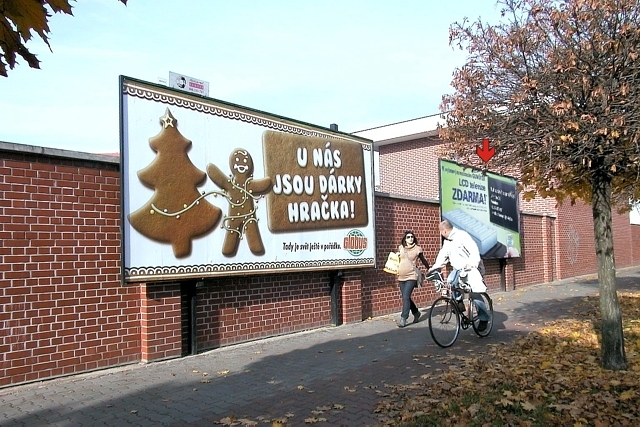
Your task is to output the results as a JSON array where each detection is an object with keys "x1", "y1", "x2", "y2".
[
  {"x1": 377, "y1": 137, "x2": 442, "y2": 200},
  {"x1": 341, "y1": 274, "x2": 363, "y2": 324},
  {"x1": 553, "y1": 200, "x2": 639, "y2": 278},
  {"x1": 140, "y1": 282, "x2": 181, "y2": 362},
  {"x1": 0, "y1": 150, "x2": 140, "y2": 387},
  {"x1": 512, "y1": 214, "x2": 557, "y2": 287},
  {"x1": 613, "y1": 210, "x2": 634, "y2": 268},
  {"x1": 554, "y1": 201, "x2": 598, "y2": 279},
  {"x1": 519, "y1": 194, "x2": 558, "y2": 216},
  {"x1": 3, "y1": 141, "x2": 640, "y2": 389},
  {"x1": 633, "y1": 225, "x2": 640, "y2": 264},
  {"x1": 195, "y1": 272, "x2": 332, "y2": 350}
]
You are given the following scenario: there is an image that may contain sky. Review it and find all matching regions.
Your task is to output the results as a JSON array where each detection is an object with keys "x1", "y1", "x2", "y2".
[{"x1": 0, "y1": 0, "x2": 502, "y2": 154}]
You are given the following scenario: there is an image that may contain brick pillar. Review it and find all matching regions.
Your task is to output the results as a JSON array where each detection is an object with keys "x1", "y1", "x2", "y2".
[
  {"x1": 341, "y1": 278, "x2": 363, "y2": 323},
  {"x1": 543, "y1": 215, "x2": 556, "y2": 283},
  {"x1": 140, "y1": 282, "x2": 182, "y2": 362},
  {"x1": 505, "y1": 262, "x2": 515, "y2": 291}
]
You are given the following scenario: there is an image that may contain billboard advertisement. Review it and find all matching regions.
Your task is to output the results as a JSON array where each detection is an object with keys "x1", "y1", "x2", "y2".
[
  {"x1": 439, "y1": 159, "x2": 521, "y2": 259},
  {"x1": 120, "y1": 76, "x2": 375, "y2": 282}
]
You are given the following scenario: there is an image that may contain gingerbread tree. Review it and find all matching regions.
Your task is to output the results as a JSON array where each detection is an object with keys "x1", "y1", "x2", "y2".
[{"x1": 128, "y1": 108, "x2": 222, "y2": 258}]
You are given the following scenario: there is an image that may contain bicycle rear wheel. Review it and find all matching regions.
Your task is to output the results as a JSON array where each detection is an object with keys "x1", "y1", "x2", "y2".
[
  {"x1": 428, "y1": 297, "x2": 460, "y2": 348},
  {"x1": 470, "y1": 292, "x2": 493, "y2": 337}
]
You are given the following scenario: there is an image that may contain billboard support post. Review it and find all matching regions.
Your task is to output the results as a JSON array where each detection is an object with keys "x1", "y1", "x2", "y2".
[
  {"x1": 499, "y1": 258, "x2": 507, "y2": 292},
  {"x1": 329, "y1": 270, "x2": 343, "y2": 326},
  {"x1": 190, "y1": 288, "x2": 197, "y2": 355}
]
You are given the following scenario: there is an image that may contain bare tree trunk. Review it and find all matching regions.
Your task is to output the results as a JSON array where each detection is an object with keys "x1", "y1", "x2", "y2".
[{"x1": 591, "y1": 172, "x2": 627, "y2": 370}]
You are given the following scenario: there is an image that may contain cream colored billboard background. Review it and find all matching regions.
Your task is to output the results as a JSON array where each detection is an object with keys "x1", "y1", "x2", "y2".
[{"x1": 120, "y1": 78, "x2": 375, "y2": 282}]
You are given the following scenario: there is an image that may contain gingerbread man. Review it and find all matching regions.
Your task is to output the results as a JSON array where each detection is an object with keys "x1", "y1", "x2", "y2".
[{"x1": 207, "y1": 149, "x2": 272, "y2": 256}]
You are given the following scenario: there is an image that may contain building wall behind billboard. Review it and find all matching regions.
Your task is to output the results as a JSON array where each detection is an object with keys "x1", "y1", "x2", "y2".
[{"x1": 376, "y1": 136, "x2": 442, "y2": 200}]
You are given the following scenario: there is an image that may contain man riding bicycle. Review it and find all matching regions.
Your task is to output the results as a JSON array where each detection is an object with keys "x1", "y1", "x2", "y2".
[{"x1": 427, "y1": 220, "x2": 491, "y2": 331}]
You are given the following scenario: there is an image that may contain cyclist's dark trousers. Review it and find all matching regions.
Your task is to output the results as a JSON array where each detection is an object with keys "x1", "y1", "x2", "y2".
[{"x1": 399, "y1": 280, "x2": 420, "y2": 320}]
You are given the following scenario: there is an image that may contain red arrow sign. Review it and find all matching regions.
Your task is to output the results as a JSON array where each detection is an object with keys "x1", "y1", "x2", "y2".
[{"x1": 476, "y1": 138, "x2": 495, "y2": 163}]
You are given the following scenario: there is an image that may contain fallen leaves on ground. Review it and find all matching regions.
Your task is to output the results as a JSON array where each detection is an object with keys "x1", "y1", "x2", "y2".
[
  {"x1": 215, "y1": 403, "x2": 347, "y2": 426},
  {"x1": 374, "y1": 292, "x2": 640, "y2": 426},
  {"x1": 304, "y1": 417, "x2": 328, "y2": 423}
]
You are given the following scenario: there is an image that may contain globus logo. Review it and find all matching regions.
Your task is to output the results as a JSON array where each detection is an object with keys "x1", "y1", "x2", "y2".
[{"x1": 343, "y1": 229, "x2": 368, "y2": 256}]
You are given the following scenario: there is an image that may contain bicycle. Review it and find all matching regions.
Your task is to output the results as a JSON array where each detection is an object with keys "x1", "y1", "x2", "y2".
[{"x1": 426, "y1": 269, "x2": 494, "y2": 348}]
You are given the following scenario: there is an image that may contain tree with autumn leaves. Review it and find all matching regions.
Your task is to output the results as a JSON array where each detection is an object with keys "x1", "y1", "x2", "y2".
[
  {"x1": 440, "y1": 0, "x2": 640, "y2": 370},
  {"x1": 0, "y1": 0, "x2": 127, "y2": 77}
]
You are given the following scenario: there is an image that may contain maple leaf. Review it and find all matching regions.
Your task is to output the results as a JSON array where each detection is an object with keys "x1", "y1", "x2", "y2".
[
  {"x1": 467, "y1": 403, "x2": 480, "y2": 416},
  {"x1": 521, "y1": 401, "x2": 536, "y2": 411},
  {"x1": 540, "y1": 361, "x2": 553, "y2": 369},
  {"x1": 497, "y1": 398, "x2": 514, "y2": 407},
  {"x1": 620, "y1": 390, "x2": 635, "y2": 400}
]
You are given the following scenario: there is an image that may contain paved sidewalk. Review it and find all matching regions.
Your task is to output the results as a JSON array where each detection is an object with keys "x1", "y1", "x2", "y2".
[{"x1": 2, "y1": 267, "x2": 639, "y2": 427}]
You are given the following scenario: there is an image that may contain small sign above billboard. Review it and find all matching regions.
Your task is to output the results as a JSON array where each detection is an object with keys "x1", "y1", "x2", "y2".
[{"x1": 169, "y1": 71, "x2": 209, "y2": 97}]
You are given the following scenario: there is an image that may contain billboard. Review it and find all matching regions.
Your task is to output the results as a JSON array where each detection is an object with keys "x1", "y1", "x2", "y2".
[
  {"x1": 439, "y1": 159, "x2": 521, "y2": 259},
  {"x1": 120, "y1": 76, "x2": 375, "y2": 282}
]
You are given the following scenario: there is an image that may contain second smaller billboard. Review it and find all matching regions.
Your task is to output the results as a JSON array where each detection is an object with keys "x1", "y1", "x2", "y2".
[{"x1": 439, "y1": 159, "x2": 521, "y2": 259}]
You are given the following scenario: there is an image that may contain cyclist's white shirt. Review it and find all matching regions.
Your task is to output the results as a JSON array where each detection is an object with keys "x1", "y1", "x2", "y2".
[{"x1": 433, "y1": 227, "x2": 486, "y2": 292}]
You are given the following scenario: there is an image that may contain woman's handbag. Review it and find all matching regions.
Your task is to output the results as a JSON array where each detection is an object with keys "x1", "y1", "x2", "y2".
[
  {"x1": 413, "y1": 265, "x2": 424, "y2": 287},
  {"x1": 383, "y1": 252, "x2": 400, "y2": 275}
]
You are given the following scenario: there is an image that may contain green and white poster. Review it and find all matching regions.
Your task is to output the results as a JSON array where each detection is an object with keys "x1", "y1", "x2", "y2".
[{"x1": 439, "y1": 159, "x2": 521, "y2": 259}]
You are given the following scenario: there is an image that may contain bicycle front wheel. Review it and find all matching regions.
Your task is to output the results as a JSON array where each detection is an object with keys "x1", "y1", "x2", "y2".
[
  {"x1": 470, "y1": 292, "x2": 494, "y2": 337},
  {"x1": 428, "y1": 297, "x2": 460, "y2": 348}
]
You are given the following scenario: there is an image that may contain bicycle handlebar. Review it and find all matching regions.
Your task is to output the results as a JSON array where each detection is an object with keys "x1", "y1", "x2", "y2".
[
  {"x1": 426, "y1": 269, "x2": 472, "y2": 293},
  {"x1": 425, "y1": 269, "x2": 444, "y2": 282}
]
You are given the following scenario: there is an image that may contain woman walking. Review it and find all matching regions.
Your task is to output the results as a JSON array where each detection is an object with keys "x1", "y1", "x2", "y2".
[{"x1": 396, "y1": 231, "x2": 430, "y2": 327}]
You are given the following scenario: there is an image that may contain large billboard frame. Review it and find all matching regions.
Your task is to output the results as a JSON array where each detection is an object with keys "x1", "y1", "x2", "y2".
[
  {"x1": 438, "y1": 159, "x2": 521, "y2": 259},
  {"x1": 119, "y1": 76, "x2": 375, "y2": 283}
]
